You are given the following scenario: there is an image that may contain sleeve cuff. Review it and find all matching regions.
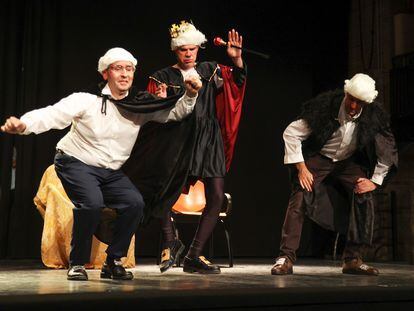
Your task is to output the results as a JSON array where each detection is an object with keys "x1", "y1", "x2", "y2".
[
  {"x1": 184, "y1": 93, "x2": 198, "y2": 101},
  {"x1": 370, "y1": 174, "x2": 384, "y2": 186},
  {"x1": 284, "y1": 153, "x2": 304, "y2": 164},
  {"x1": 183, "y1": 93, "x2": 197, "y2": 110},
  {"x1": 19, "y1": 116, "x2": 32, "y2": 135}
]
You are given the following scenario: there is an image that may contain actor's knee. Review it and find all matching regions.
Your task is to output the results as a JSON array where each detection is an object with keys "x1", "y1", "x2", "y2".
[
  {"x1": 73, "y1": 197, "x2": 104, "y2": 214},
  {"x1": 126, "y1": 191, "x2": 145, "y2": 217},
  {"x1": 210, "y1": 192, "x2": 225, "y2": 206}
]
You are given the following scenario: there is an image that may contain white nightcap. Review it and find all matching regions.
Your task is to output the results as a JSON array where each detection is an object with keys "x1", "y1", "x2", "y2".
[{"x1": 97, "y1": 47, "x2": 137, "y2": 73}]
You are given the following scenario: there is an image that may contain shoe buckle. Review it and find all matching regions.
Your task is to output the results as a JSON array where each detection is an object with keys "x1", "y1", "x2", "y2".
[
  {"x1": 71, "y1": 265, "x2": 84, "y2": 271},
  {"x1": 161, "y1": 249, "x2": 171, "y2": 262},
  {"x1": 275, "y1": 257, "x2": 287, "y2": 266},
  {"x1": 199, "y1": 256, "x2": 211, "y2": 265},
  {"x1": 68, "y1": 265, "x2": 85, "y2": 275}
]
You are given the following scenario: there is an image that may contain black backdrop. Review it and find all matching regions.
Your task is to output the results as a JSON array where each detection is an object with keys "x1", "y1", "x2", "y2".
[{"x1": 0, "y1": 0, "x2": 350, "y2": 259}]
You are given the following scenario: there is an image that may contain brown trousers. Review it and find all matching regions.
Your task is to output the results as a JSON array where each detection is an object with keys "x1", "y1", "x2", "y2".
[{"x1": 279, "y1": 153, "x2": 373, "y2": 262}]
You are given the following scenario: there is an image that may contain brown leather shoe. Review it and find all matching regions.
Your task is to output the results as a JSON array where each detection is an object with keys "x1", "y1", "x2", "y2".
[
  {"x1": 342, "y1": 258, "x2": 379, "y2": 276},
  {"x1": 271, "y1": 256, "x2": 293, "y2": 275}
]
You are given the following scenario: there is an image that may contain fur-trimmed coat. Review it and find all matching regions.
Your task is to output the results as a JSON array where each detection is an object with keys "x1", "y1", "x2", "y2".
[
  {"x1": 292, "y1": 89, "x2": 398, "y2": 242},
  {"x1": 299, "y1": 89, "x2": 397, "y2": 180}
]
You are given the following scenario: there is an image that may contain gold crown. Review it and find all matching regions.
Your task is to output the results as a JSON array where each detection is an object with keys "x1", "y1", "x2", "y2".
[{"x1": 169, "y1": 20, "x2": 193, "y2": 38}]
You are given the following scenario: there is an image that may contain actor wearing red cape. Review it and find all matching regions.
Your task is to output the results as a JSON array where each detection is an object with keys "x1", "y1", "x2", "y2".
[{"x1": 122, "y1": 23, "x2": 246, "y2": 274}]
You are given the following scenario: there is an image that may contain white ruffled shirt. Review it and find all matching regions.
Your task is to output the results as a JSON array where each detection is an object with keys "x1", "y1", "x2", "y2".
[{"x1": 20, "y1": 84, "x2": 197, "y2": 170}]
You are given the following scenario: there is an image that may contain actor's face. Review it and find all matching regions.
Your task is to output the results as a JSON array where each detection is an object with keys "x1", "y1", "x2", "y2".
[
  {"x1": 102, "y1": 61, "x2": 135, "y2": 98},
  {"x1": 344, "y1": 93, "x2": 365, "y2": 117},
  {"x1": 175, "y1": 45, "x2": 199, "y2": 70}
]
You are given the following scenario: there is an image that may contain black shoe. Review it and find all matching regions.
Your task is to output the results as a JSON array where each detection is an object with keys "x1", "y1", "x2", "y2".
[
  {"x1": 160, "y1": 239, "x2": 185, "y2": 273},
  {"x1": 67, "y1": 265, "x2": 88, "y2": 281},
  {"x1": 100, "y1": 259, "x2": 134, "y2": 280},
  {"x1": 183, "y1": 256, "x2": 221, "y2": 274}
]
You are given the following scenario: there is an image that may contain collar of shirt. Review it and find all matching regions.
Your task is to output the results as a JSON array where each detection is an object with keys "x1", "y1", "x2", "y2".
[
  {"x1": 337, "y1": 98, "x2": 363, "y2": 124},
  {"x1": 101, "y1": 83, "x2": 129, "y2": 99}
]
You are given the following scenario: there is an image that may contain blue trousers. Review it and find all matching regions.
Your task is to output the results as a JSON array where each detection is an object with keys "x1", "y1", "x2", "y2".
[{"x1": 54, "y1": 151, "x2": 144, "y2": 266}]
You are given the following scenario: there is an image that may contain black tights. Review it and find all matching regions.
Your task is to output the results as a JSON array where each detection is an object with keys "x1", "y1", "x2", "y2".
[{"x1": 160, "y1": 177, "x2": 224, "y2": 258}]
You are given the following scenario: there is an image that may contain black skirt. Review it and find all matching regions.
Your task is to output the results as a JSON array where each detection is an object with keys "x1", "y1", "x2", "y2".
[{"x1": 189, "y1": 116, "x2": 226, "y2": 178}]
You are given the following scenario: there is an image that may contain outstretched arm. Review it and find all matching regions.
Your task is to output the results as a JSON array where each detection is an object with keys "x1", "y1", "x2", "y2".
[
  {"x1": 2, "y1": 93, "x2": 93, "y2": 135},
  {"x1": 1, "y1": 116, "x2": 27, "y2": 134}
]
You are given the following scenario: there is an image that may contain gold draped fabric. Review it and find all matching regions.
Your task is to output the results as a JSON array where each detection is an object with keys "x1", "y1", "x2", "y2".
[{"x1": 34, "y1": 164, "x2": 135, "y2": 269}]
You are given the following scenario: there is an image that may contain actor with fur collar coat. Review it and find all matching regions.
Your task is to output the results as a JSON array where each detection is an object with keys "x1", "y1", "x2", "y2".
[{"x1": 271, "y1": 73, "x2": 398, "y2": 276}]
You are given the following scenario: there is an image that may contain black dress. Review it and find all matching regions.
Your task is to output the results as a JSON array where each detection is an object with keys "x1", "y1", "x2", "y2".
[
  {"x1": 150, "y1": 61, "x2": 230, "y2": 178},
  {"x1": 122, "y1": 61, "x2": 246, "y2": 220}
]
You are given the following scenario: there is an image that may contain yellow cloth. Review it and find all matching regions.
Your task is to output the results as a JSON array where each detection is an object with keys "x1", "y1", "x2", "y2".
[{"x1": 34, "y1": 164, "x2": 135, "y2": 269}]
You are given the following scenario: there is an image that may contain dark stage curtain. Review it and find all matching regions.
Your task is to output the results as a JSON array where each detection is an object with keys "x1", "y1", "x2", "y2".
[
  {"x1": 0, "y1": 0, "x2": 63, "y2": 258},
  {"x1": 0, "y1": 0, "x2": 350, "y2": 259}
]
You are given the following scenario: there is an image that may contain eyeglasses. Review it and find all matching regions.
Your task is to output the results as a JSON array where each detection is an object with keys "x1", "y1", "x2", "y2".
[{"x1": 109, "y1": 65, "x2": 135, "y2": 73}]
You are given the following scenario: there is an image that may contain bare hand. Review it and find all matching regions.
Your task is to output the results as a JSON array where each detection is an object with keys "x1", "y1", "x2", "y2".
[
  {"x1": 354, "y1": 178, "x2": 377, "y2": 194},
  {"x1": 296, "y1": 162, "x2": 314, "y2": 192},
  {"x1": 227, "y1": 29, "x2": 243, "y2": 67},
  {"x1": 1, "y1": 116, "x2": 26, "y2": 134},
  {"x1": 155, "y1": 83, "x2": 167, "y2": 98},
  {"x1": 184, "y1": 76, "x2": 202, "y2": 98}
]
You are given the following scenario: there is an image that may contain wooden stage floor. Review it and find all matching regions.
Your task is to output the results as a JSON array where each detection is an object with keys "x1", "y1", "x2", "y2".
[{"x1": 1, "y1": 258, "x2": 414, "y2": 310}]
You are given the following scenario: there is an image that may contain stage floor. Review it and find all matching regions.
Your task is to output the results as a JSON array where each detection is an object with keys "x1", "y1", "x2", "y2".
[{"x1": 1, "y1": 258, "x2": 414, "y2": 310}]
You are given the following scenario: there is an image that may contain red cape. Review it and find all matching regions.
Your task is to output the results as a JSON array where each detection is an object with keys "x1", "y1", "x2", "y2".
[{"x1": 216, "y1": 64, "x2": 246, "y2": 171}]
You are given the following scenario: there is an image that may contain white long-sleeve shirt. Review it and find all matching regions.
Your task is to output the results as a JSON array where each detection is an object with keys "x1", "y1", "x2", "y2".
[
  {"x1": 283, "y1": 100, "x2": 390, "y2": 185},
  {"x1": 20, "y1": 84, "x2": 197, "y2": 170}
]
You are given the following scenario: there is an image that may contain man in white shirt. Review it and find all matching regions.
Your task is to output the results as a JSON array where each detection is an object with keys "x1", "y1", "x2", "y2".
[
  {"x1": 271, "y1": 73, "x2": 397, "y2": 276},
  {"x1": 1, "y1": 47, "x2": 202, "y2": 281}
]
